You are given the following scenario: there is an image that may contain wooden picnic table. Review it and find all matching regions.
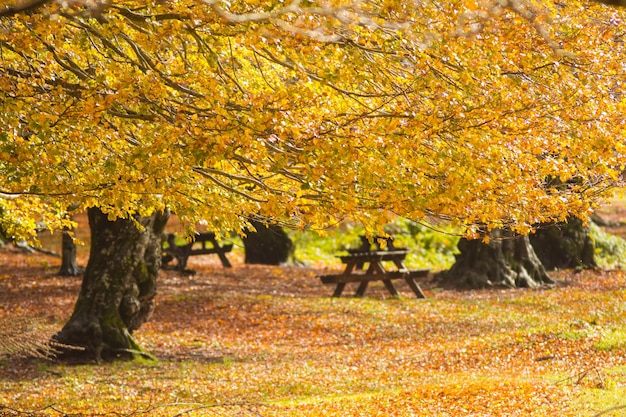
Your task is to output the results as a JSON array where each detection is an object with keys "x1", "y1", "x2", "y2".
[
  {"x1": 319, "y1": 249, "x2": 428, "y2": 299},
  {"x1": 162, "y1": 232, "x2": 233, "y2": 271}
]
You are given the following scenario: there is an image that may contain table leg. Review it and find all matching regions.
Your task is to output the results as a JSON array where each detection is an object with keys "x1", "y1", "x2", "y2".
[
  {"x1": 382, "y1": 279, "x2": 399, "y2": 297},
  {"x1": 216, "y1": 251, "x2": 232, "y2": 268},
  {"x1": 405, "y1": 277, "x2": 426, "y2": 298},
  {"x1": 392, "y1": 259, "x2": 406, "y2": 270},
  {"x1": 332, "y1": 283, "x2": 346, "y2": 297},
  {"x1": 355, "y1": 281, "x2": 368, "y2": 297}
]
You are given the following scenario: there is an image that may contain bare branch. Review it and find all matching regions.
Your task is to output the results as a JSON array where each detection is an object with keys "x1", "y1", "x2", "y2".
[
  {"x1": 193, "y1": 166, "x2": 271, "y2": 191},
  {"x1": 203, "y1": 0, "x2": 305, "y2": 24},
  {"x1": 594, "y1": 0, "x2": 626, "y2": 6}
]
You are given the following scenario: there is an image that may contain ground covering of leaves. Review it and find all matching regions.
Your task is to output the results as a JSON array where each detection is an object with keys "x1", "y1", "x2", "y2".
[{"x1": 1, "y1": 239, "x2": 626, "y2": 416}]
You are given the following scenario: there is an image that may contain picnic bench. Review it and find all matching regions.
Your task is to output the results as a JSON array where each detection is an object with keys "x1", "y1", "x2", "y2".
[
  {"x1": 348, "y1": 235, "x2": 398, "y2": 269},
  {"x1": 162, "y1": 232, "x2": 233, "y2": 271},
  {"x1": 319, "y1": 237, "x2": 429, "y2": 298}
]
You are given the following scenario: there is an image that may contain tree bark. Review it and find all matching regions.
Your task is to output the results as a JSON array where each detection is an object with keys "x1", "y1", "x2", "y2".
[
  {"x1": 57, "y1": 225, "x2": 82, "y2": 276},
  {"x1": 53, "y1": 207, "x2": 169, "y2": 361},
  {"x1": 529, "y1": 217, "x2": 596, "y2": 270},
  {"x1": 437, "y1": 229, "x2": 554, "y2": 289},
  {"x1": 242, "y1": 221, "x2": 294, "y2": 265}
]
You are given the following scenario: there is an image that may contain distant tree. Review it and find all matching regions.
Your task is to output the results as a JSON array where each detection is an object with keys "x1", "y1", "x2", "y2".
[
  {"x1": 57, "y1": 224, "x2": 82, "y2": 276},
  {"x1": 530, "y1": 218, "x2": 597, "y2": 271},
  {"x1": 242, "y1": 221, "x2": 294, "y2": 265},
  {"x1": 437, "y1": 229, "x2": 554, "y2": 289},
  {"x1": 438, "y1": 216, "x2": 599, "y2": 289}
]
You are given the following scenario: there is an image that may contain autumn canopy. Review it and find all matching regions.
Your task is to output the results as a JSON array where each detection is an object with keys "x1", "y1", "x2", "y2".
[{"x1": 1, "y1": 0, "x2": 625, "y2": 240}]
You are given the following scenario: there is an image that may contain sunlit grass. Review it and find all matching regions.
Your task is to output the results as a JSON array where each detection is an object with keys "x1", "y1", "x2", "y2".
[
  {"x1": 595, "y1": 328, "x2": 626, "y2": 352},
  {"x1": 289, "y1": 217, "x2": 460, "y2": 270},
  {"x1": 591, "y1": 223, "x2": 626, "y2": 270}
]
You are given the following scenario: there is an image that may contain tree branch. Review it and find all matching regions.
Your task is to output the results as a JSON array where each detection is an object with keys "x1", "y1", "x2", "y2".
[
  {"x1": 0, "y1": 0, "x2": 52, "y2": 17},
  {"x1": 594, "y1": 0, "x2": 626, "y2": 6},
  {"x1": 191, "y1": 167, "x2": 269, "y2": 203}
]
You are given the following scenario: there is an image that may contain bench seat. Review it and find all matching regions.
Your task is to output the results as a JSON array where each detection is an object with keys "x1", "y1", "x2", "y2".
[
  {"x1": 320, "y1": 269, "x2": 429, "y2": 284},
  {"x1": 187, "y1": 243, "x2": 234, "y2": 255}
]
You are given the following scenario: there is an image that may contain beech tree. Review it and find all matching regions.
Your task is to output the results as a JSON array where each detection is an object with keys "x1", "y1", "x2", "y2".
[
  {"x1": 1, "y1": 0, "x2": 626, "y2": 358},
  {"x1": 438, "y1": 218, "x2": 598, "y2": 289},
  {"x1": 243, "y1": 220, "x2": 294, "y2": 265}
]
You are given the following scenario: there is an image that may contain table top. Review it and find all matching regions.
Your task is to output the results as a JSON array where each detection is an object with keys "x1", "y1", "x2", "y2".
[{"x1": 339, "y1": 250, "x2": 408, "y2": 263}]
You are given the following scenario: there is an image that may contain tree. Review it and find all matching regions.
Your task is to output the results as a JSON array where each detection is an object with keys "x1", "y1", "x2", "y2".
[
  {"x1": 437, "y1": 229, "x2": 554, "y2": 289},
  {"x1": 57, "y1": 223, "x2": 82, "y2": 276},
  {"x1": 53, "y1": 207, "x2": 168, "y2": 361},
  {"x1": 530, "y1": 218, "x2": 597, "y2": 271},
  {"x1": 242, "y1": 220, "x2": 294, "y2": 265},
  {"x1": 1, "y1": 1, "x2": 626, "y2": 358},
  {"x1": 437, "y1": 217, "x2": 598, "y2": 289}
]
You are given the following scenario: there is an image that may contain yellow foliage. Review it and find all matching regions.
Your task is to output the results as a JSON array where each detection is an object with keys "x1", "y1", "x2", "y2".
[{"x1": 0, "y1": 0, "x2": 625, "y2": 238}]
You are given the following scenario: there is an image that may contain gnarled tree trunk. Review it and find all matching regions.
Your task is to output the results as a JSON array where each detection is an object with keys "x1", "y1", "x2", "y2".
[
  {"x1": 529, "y1": 217, "x2": 596, "y2": 270},
  {"x1": 53, "y1": 207, "x2": 169, "y2": 361},
  {"x1": 437, "y1": 229, "x2": 554, "y2": 289}
]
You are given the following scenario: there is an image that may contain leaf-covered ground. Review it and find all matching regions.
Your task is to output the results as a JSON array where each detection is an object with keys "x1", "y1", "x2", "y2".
[{"x1": 1, "y1": 234, "x2": 626, "y2": 416}]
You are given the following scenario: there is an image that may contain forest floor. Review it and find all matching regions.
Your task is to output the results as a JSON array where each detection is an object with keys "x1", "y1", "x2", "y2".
[{"x1": 0, "y1": 207, "x2": 626, "y2": 416}]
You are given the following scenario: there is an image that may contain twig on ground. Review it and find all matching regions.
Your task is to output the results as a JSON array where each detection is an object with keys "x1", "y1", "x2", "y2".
[{"x1": 592, "y1": 405, "x2": 626, "y2": 417}]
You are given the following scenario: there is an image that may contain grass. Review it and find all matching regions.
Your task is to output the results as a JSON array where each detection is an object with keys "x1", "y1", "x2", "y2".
[
  {"x1": 595, "y1": 329, "x2": 626, "y2": 352},
  {"x1": 1, "y1": 263, "x2": 625, "y2": 416}
]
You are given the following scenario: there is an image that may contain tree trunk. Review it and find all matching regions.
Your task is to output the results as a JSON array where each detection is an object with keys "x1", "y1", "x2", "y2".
[
  {"x1": 529, "y1": 217, "x2": 596, "y2": 270},
  {"x1": 242, "y1": 221, "x2": 294, "y2": 265},
  {"x1": 437, "y1": 229, "x2": 554, "y2": 289},
  {"x1": 57, "y1": 225, "x2": 82, "y2": 276},
  {"x1": 53, "y1": 207, "x2": 169, "y2": 362}
]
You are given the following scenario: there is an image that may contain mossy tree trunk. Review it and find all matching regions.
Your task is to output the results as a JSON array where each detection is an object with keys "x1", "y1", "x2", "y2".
[
  {"x1": 529, "y1": 217, "x2": 596, "y2": 270},
  {"x1": 242, "y1": 220, "x2": 294, "y2": 265},
  {"x1": 53, "y1": 207, "x2": 169, "y2": 361},
  {"x1": 437, "y1": 229, "x2": 554, "y2": 289}
]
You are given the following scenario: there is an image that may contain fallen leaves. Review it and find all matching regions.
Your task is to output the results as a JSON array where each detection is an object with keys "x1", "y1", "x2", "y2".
[{"x1": 0, "y1": 249, "x2": 625, "y2": 416}]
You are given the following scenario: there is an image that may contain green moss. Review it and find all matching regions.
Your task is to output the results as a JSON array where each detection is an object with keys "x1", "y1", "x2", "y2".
[
  {"x1": 574, "y1": 381, "x2": 626, "y2": 415},
  {"x1": 100, "y1": 314, "x2": 156, "y2": 361},
  {"x1": 133, "y1": 262, "x2": 150, "y2": 283}
]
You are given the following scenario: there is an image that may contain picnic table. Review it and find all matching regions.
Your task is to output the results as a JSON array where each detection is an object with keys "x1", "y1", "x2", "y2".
[
  {"x1": 162, "y1": 232, "x2": 233, "y2": 271},
  {"x1": 349, "y1": 235, "x2": 398, "y2": 269},
  {"x1": 319, "y1": 240, "x2": 428, "y2": 298}
]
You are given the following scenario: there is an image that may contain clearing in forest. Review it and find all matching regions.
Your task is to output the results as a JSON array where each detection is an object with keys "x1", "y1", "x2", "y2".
[{"x1": 0, "y1": 247, "x2": 625, "y2": 416}]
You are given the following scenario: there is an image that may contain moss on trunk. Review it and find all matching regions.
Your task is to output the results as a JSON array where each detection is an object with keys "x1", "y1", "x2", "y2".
[
  {"x1": 53, "y1": 207, "x2": 169, "y2": 362},
  {"x1": 529, "y1": 217, "x2": 596, "y2": 270},
  {"x1": 436, "y1": 229, "x2": 554, "y2": 289}
]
